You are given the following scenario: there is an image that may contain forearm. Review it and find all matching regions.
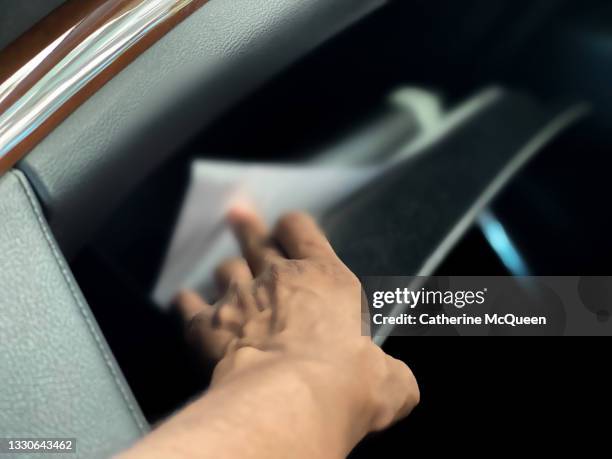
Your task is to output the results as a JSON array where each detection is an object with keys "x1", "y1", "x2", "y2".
[
  {"x1": 120, "y1": 209, "x2": 419, "y2": 458},
  {"x1": 119, "y1": 357, "x2": 364, "y2": 459}
]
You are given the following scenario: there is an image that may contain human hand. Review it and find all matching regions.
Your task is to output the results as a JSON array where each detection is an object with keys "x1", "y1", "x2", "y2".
[{"x1": 176, "y1": 208, "x2": 419, "y2": 450}]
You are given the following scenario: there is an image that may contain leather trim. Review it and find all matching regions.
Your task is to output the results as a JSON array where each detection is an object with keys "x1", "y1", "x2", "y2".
[
  {"x1": 0, "y1": 169, "x2": 147, "y2": 456},
  {"x1": 13, "y1": 170, "x2": 148, "y2": 434},
  {"x1": 17, "y1": 0, "x2": 386, "y2": 257}
]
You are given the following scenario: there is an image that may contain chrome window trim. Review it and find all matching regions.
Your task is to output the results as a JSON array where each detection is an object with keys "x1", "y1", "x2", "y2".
[{"x1": 0, "y1": 0, "x2": 196, "y2": 160}]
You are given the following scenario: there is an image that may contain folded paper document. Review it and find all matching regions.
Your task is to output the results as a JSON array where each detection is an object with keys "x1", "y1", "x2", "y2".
[
  {"x1": 153, "y1": 160, "x2": 379, "y2": 306},
  {"x1": 152, "y1": 89, "x2": 500, "y2": 305}
]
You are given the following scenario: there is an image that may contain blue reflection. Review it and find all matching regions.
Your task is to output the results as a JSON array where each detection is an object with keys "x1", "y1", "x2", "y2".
[{"x1": 478, "y1": 210, "x2": 531, "y2": 276}]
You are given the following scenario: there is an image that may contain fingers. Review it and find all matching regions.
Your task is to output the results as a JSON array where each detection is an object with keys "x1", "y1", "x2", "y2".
[
  {"x1": 274, "y1": 211, "x2": 336, "y2": 260},
  {"x1": 174, "y1": 290, "x2": 235, "y2": 361},
  {"x1": 228, "y1": 206, "x2": 283, "y2": 275},
  {"x1": 215, "y1": 257, "x2": 253, "y2": 292},
  {"x1": 175, "y1": 289, "x2": 211, "y2": 322}
]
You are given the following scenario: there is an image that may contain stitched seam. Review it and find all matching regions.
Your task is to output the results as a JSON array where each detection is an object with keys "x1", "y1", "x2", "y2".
[{"x1": 14, "y1": 171, "x2": 147, "y2": 433}]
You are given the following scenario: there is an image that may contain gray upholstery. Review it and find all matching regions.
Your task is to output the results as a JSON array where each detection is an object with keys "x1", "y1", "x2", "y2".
[
  {"x1": 0, "y1": 170, "x2": 147, "y2": 458},
  {"x1": 18, "y1": 0, "x2": 385, "y2": 257}
]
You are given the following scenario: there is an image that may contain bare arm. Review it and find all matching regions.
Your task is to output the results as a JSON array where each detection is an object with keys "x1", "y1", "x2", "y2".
[{"x1": 119, "y1": 208, "x2": 419, "y2": 459}]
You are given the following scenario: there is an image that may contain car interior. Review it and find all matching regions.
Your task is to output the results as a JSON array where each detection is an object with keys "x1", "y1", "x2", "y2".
[{"x1": 1, "y1": 0, "x2": 612, "y2": 457}]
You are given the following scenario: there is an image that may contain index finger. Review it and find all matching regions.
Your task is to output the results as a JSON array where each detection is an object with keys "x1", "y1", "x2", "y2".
[
  {"x1": 274, "y1": 212, "x2": 337, "y2": 260},
  {"x1": 228, "y1": 205, "x2": 284, "y2": 274}
]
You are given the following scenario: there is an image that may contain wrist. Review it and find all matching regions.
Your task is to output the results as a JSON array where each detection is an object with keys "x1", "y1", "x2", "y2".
[{"x1": 212, "y1": 345, "x2": 377, "y2": 452}]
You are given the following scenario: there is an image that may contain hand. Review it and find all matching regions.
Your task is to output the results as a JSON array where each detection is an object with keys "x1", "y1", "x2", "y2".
[{"x1": 176, "y1": 208, "x2": 419, "y2": 446}]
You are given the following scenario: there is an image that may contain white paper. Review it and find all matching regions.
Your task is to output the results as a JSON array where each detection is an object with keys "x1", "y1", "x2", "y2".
[
  {"x1": 152, "y1": 89, "x2": 501, "y2": 306},
  {"x1": 153, "y1": 161, "x2": 380, "y2": 306}
]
